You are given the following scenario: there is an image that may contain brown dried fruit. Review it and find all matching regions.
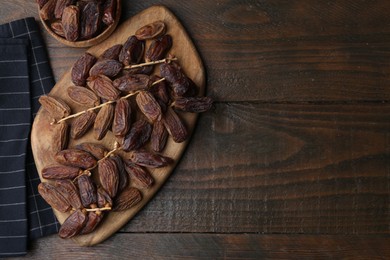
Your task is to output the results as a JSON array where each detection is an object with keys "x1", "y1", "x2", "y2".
[
  {"x1": 136, "y1": 90, "x2": 162, "y2": 122},
  {"x1": 98, "y1": 158, "x2": 119, "y2": 198},
  {"x1": 80, "y1": 1, "x2": 101, "y2": 40},
  {"x1": 39, "y1": 95, "x2": 71, "y2": 120},
  {"x1": 89, "y1": 59, "x2": 123, "y2": 78},
  {"x1": 145, "y1": 35, "x2": 173, "y2": 62},
  {"x1": 151, "y1": 120, "x2": 168, "y2": 152},
  {"x1": 62, "y1": 5, "x2": 80, "y2": 42},
  {"x1": 50, "y1": 20, "x2": 65, "y2": 37},
  {"x1": 59, "y1": 209, "x2": 88, "y2": 238},
  {"x1": 124, "y1": 163, "x2": 154, "y2": 189},
  {"x1": 78, "y1": 174, "x2": 97, "y2": 207},
  {"x1": 97, "y1": 186, "x2": 113, "y2": 208},
  {"x1": 160, "y1": 62, "x2": 198, "y2": 97},
  {"x1": 112, "y1": 99, "x2": 132, "y2": 137},
  {"x1": 54, "y1": 179, "x2": 82, "y2": 210},
  {"x1": 76, "y1": 143, "x2": 108, "y2": 160},
  {"x1": 113, "y1": 74, "x2": 151, "y2": 92},
  {"x1": 87, "y1": 75, "x2": 120, "y2": 101},
  {"x1": 71, "y1": 111, "x2": 96, "y2": 139},
  {"x1": 122, "y1": 119, "x2": 152, "y2": 152},
  {"x1": 127, "y1": 150, "x2": 173, "y2": 168},
  {"x1": 71, "y1": 52, "x2": 97, "y2": 86},
  {"x1": 135, "y1": 21, "x2": 166, "y2": 40},
  {"x1": 100, "y1": 44, "x2": 122, "y2": 60},
  {"x1": 113, "y1": 187, "x2": 142, "y2": 211},
  {"x1": 93, "y1": 103, "x2": 114, "y2": 140},
  {"x1": 119, "y1": 36, "x2": 145, "y2": 66},
  {"x1": 42, "y1": 165, "x2": 81, "y2": 180},
  {"x1": 67, "y1": 86, "x2": 100, "y2": 107},
  {"x1": 40, "y1": 0, "x2": 56, "y2": 20},
  {"x1": 38, "y1": 182, "x2": 71, "y2": 213},
  {"x1": 55, "y1": 0, "x2": 73, "y2": 19},
  {"x1": 110, "y1": 155, "x2": 128, "y2": 192},
  {"x1": 102, "y1": 0, "x2": 117, "y2": 26},
  {"x1": 172, "y1": 96, "x2": 213, "y2": 113},
  {"x1": 52, "y1": 122, "x2": 69, "y2": 153},
  {"x1": 80, "y1": 212, "x2": 103, "y2": 235},
  {"x1": 162, "y1": 107, "x2": 188, "y2": 143},
  {"x1": 150, "y1": 75, "x2": 170, "y2": 112},
  {"x1": 55, "y1": 149, "x2": 97, "y2": 169}
]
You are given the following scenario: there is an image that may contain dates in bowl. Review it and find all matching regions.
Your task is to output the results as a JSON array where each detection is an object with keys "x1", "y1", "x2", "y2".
[{"x1": 37, "y1": 0, "x2": 121, "y2": 47}]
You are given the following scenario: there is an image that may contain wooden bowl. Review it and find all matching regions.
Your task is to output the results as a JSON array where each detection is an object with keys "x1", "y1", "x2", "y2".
[{"x1": 38, "y1": 0, "x2": 121, "y2": 48}]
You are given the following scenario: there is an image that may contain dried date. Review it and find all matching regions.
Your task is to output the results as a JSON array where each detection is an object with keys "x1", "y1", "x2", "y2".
[
  {"x1": 78, "y1": 174, "x2": 97, "y2": 208},
  {"x1": 38, "y1": 182, "x2": 71, "y2": 213},
  {"x1": 127, "y1": 150, "x2": 173, "y2": 168},
  {"x1": 122, "y1": 119, "x2": 152, "y2": 152},
  {"x1": 40, "y1": 0, "x2": 56, "y2": 20},
  {"x1": 71, "y1": 52, "x2": 96, "y2": 86},
  {"x1": 98, "y1": 158, "x2": 119, "y2": 198},
  {"x1": 145, "y1": 35, "x2": 172, "y2": 62},
  {"x1": 67, "y1": 86, "x2": 100, "y2": 107},
  {"x1": 62, "y1": 5, "x2": 80, "y2": 42},
  {"x1": 160, "y1": 62, "x2": 198, "y2": 97},
  {"x1": 150, "y1": 120, "x2": 168, "y2": 153},
  {"x1": 110, "y1": 155, "x2": 128, "y2": 192},
  {"x1": 102, "y1": 0, "x2": 117, "y2": 26},
  {"x1": 76, "y1": 143, "x2": 108, "y2": 160},
  {"x1": 42, "y1": 165, "x2": 81, "y2": 180},
  {"x1": 162, "y1": 107, "x2": 188, "y2": 143},
  {"x1": 89, "y1": 59, "x2": 123, "y2": 78},
  {"x1": 113, "y1": 74, "x2": 151, "y2": 92},
  {"x1": 119, "y1": 36, "x2": 144, "y2": 66},
  {"x1": 70, "y1": 111, "x2": 96, "y2": 139},
  {"x1": 55, "y1": 149, "x2": 97, "y2": 169},
  {"x1": 93, "y1": 103, "x2": 114, "y2": 140},
  {"x1": 97, "y1": 187, "x2": 113, "y2": 208},
  {"x1": 59, "y1": 209, "x2": 88, "y2": 238},
  {"x1": 55, "y1": 0, "x2": 73, "y2": 19},
  {"x1": 80, "y1": 1, "x2": 100, "y2": 40},
  {"x1": 135, "y1": 21, "x2": 166, "y2": 40},
  {"x1": 52, "y1": 122, "x2": 69, "y2": 153},
  {"x1": 112, "y1": 99, "x2": 132, "y2": 137},
  {"x1": 113, "y1": 187, "x2": 142, "y2": 211},
  {"x1": 80, "y1": 211, "x2": 103, "y2": 235},
  {"x1": 124, "y1": 163, "x2": 154, "y2": 189},
  {"x1": 87, "y1": 75, "x2": 120, "y2": 101},
  {"x1": 136, "y1": 90, "x2": 162, "y2": 122},
  {"x1": 50, "y1": 20, "x2": 65, "y2": 37},
  {"x1": 172, "y1": 96, "x2": 213, "y2": 113},
  {"x1": 39, "y1": 95, "x2": 71, "y2": 120},
  {"x1": 55, "y1": 179, "x2": 82, "y2": 210},
  {"x1": 149, "y1": 75, "x2": 170, "y2": 112},
  {"x1": 100, "y1": 44, "x2": 122, "y2": 60}
]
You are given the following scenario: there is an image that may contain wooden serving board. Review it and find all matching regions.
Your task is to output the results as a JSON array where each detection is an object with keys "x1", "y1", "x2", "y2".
[{"x1": 31, "y1": 5, "x2": 205, "y2": 246}]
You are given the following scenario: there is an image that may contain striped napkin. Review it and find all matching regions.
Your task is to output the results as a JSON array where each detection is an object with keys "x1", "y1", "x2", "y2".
[{"x1": 0, "y1": 17, "x2": 60, "y2": 257}]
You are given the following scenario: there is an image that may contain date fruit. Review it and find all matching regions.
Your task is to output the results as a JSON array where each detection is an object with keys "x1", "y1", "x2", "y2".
[
  {"x1": 70, "y1": 111, "x2": 96, "y2": 139},
  {"x1": 55, "y1": 149, "x2": 97, "y2": 169},
  {"x1": 59, "y1": 209, "x2": 88, "y2": 238},
  {"x1": 135, "y1": 21, "x2": 166, "y2": 40},
  {"x1": 62, "y1": 5, "x2": 80, "y2": 42},
  {"x1": 113, "y1": 74, "x2": 151, "y2": 92},
  {"x1": 89, "y1": 59, "x2": 123, "y2": 78},
  {"x1": 39, "y1": 95, "x2": 71, "y2": 120},
  {"x1": 42, "y1": 165, "x2": 81, "y2": 180},
  {"x1": 67, "y1": 86, "x2": 100, "y2": 107},
  {"x1": 38, "y1": 182, "x2": 71, "y2": 213},
  {"x1": 127, "y1": 150, "x2": 173, "y2": 168},
  {"x1": 87, "y1": 75, "x2": 120, "y2": 101},
  {"x1": 55, "y1": 179, "x2": 82, "y2": 210},
  {"x1": 93, "y1": 103, "x2": 114, "y2": 140},
  {"x1": 124, "y1": 163, "x2": 154, "y2": 189},
  {"x1": 112, "y1": 99, "x2": 132, "y2": 137},
  {"x1": 150, "y1": 120, "x2": 168, "y2": 153},
  {"x1": 98, "y1": 158, "x2": 119, "y2": 198},
  {"x1": 162, "y1": 107, "x2": 188, "y2": 143},
  {"x1": 119, "y1": 36, "x2": 145, "y2": 66},
  {"x1": 71, "y1": 52, "x2": 96, "y2": 86},
  {"x1": 113, "y1": 187, "x2": 142, "y2": 211},
  {"x1": 136, "y1": 90, "x2": 162, "y2": 122},
  {"x1": 78, "y1": 174, "x2": 97, "y2": 208},
  {"x1": 122, "y1": 119, "x2": 152, "y2": 152}
]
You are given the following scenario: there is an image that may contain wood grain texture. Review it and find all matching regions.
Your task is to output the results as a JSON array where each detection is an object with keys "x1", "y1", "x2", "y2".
[
  {"x1": 18, "y1": 234, "x2": 390, "y2": 259},
  {"x1": 31, "y1": 5, "x2": 205, "y2": 246}
]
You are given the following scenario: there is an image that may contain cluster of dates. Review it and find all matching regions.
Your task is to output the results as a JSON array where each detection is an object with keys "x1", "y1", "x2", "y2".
[
  {"x1": 37, "y1": 0, "x2": 117, "y2": 41},
  {"x1": 37, "y1": 20, "x2": 213, "y2": 238}
]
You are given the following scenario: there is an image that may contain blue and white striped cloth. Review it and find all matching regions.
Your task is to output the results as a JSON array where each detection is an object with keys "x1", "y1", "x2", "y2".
[{"x1": 0, "y1": 17, "x2": 60, "y2": 257}]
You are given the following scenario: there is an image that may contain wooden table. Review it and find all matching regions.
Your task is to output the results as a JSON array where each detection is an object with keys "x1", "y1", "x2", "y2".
[{"x1": 2, "y1": 1, "x2": 389, "y2": 258}]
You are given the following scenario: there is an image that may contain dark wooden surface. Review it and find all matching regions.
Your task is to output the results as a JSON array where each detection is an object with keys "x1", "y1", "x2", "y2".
[{"x1": 1, "y1": 0, "x2": 389, "y2": 258}]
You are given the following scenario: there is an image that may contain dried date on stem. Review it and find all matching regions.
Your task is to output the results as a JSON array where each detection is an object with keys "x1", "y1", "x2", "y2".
[
  {"x1": 150, "y1": 75, "x2": 170, "y2": 112},
  {"x1": 110, "y1": 155, "x2": 128, "y2": 192},
  {"x1": 127, "y1": 150, "x2": 173, "y2": 168},
  {"x1": 80, "y1": 211, "x2": 103, "y2": 235},
  {"x1": 55, "y1": 149, "x2": 97, "y2": 169},
  {"x1": 76, "y1": 143, "x2": 108, "y2": 160},
  {"x1": 78, "y1": 175, "x2": 97, "y2": 208},
  {"x1": 119, "y1": 36, "x2": 145, "y2": 66},
  {"x1": 122, "y1": 119, "x2": 152, "y2": 152},
  {"x1": 145, "y1": 35, "x2": 173, "y2": 62},
  {"x1": 80, "y1": 1, "x2": 101, "y2": 40},
  {"x1": 136, "y1": 90, "x2": 162, "y2": 122},
  {"x1": 98, "y1": 158, "x2": 119, "y2": 198},
  {"x1": 55, "y1": 0, "x2": 73, "y2": 19},
  {"x1": 160, "y1": 62, "x2": 198, "y2": 97},
  {"x1": 112, "y1": 99, "x2": 132, "y2": 137},
  {"x1": 55, "y1": 180, "x2": 82, "y2": 210},
  {"x1": 97, "y1": 187, "x2": 113, "y2": 208},
  {"x1": 102, "y1": 0, "x2": 117, "y2": 26},
  {"x1": 59, "y1": 209, "x2": 88, "y2": 239},
  {"x1": 172, "y1": 96, "x2": 214, "y2": 113},
  {"x1": 39, "y1": 95, "x2": 71, "y2": 121},
  {"x1": 40, "y1": 0, "x2": 56, "y2": 20},
  {"x1": 135, "y1": 21, "x2": 166, "y2": 40},
  {"x1": 93, "y1": 103, "x2": 114, "y2": 140},
  {"x1": 100, "y1": 44, "x2": 122, "y2": 60},
  {"x1": 70, "y1": 111, "x2": 96, "y2": 139},
  {"x1": 150, "y1": 120, "x2": 168, "y2": 153},
  {"x1": 71, "y1": 52, "x2": 96, "y2": 86},
  {"x1": 42, "y1": 165, "x2": 81, "y2": 180},
  {"x1": 89, "y1": 59, "x2": 123, "y2": 78},
  {"x1": 52, "y1": 122, "x2": 69, "y2": 153},
  {"x1": 87, "y1": 75, "x2": 120, "y2": 101},
  {"x1": 38, "y1": 182, "x2": 71, "y2": 213},
  {"x1": 113, "y1": 74, "x2": 151, "y2": 92},
  {"x1": 124, "y1": 163, "x2": 154, "y2": 189},
  {"x1": 67, "y1": 86, "x2": 100, "y2": 107},
  {"x1": 113, "y1": 187, "x2": 142, "y2": 211},
  {"x1": 163, "y1": 107, "x2": 188, "y2": 143},
  {"x1": 62, "y1": 5, "x2": 80, "y2": 42}
]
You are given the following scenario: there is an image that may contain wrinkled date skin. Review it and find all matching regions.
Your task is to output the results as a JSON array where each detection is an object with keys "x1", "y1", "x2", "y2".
[
  {"x1": 93, "y1": 103, "x2": 114, "y2": 140},
  {"x1": 42, "y1": 165, "x2": 81, "y2": 180},
  {"x1": 40, "y1": 0, "x2": 56, "y2": 20},
  {"x1": 55, "y1": 0, "x2": 73, "y2": 19},
  {"x1": 50, "y1": 20, "x2": 65, "y2": 37},
  {"x1": 112, "y1": 99, "x2": 132, "y2": 137},
  {"x1": 124, "y1": 162, "x2": 154, "y2": 189},
  {"x1": 122, "y1": 119, "x2": 152, "y2": 152},
  {"x1": 59, "y1": 209, "x2": 88, "y2": 239},
  {"x1": 102, "y1": 0, "x2": 117, "y2": 26},
  {"x1": 76, "y1": 142, "x2": 108, "y2": 160},
  {"x1": 67, "y1": 86, "x2": 100, "y2": 107},
  {"x1": 98, "y1": 158, "x2": 119, "y2": 198},
  {"x1": 135, "y1": 21, "x2": 166, "y2": 40},
  {"x1": 110, "y1": 155, "x2": 128, "y2": 192},
  {"x1": 52, "y1": 122, "x2": 69, "y2": 153},
  {"x1": 97, "y1": 186, "x2": 113, "y2": 208},
  {"x1": 70, "y1": 111, "x2": 96, "y2": 139},
  {"x1": 62, "y1": 5, "x2": 80, "y2": 42},
  {"x1": 39, "y1": 95, "x2": 71, "y2": 121},
  {"x1": 119, "y1": 35, "x2": 145, "y2": 66},
  {"x1": 113, "y1": 74, "x2": 151, "y2": 92},
  {"x1": 89, "y1": 59, "x2": 123, "y2": 78},
  {"x1": 100, "y1": 44, "x2": 122, "y2": 60},
  {"x1": 160, "y1": 62, "x2": 198, "y2": 97},
  {"x1": 113, "y1": 187, "x2": 142, "y2": 211},
  {"x1": 55, "y1": 179, "x2": 83, "y2": 210},
  {"x1": 162, "y1": 107, "x2": 188, "y2": 143},
  {"x1": 80, "y1": 211, "x2": 103, "y2": 235},
  {"x1": 136, "y1": 90, "x2": 162, "y2": 122},
  {"x1": 172, "y1": 97, "x2": 214, "y2": 113},
  {"x1": 78, "y1": 174, "x2": 97, "y2": 208},
  {"x1": 151, "y1": 120, "x2": 168, "y2": 153},
  {"x1": 80, "y1": 1, "x2": 101, "y2": 40},
  {"x1": 71, "y1": 52, "x2": 96, "y2": 86},
  {"x1": 55, "y1": 149, "x2": 97, "y2": 169},
  {"x1": 145, "y1": 35, "x2": 173, "y2": 62},
  {"x1": 150, "y1": 75, "x2": 170, "y2": 112},
  {"x1": 38, "y1": 182, "x2": 71, "y2": 213},
  {"x1": 87, "y1": 75, "x2": 120, "y2": 101},
  {"x1": 128, "y1": 151, "x2": 173, "y2": 168}
]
